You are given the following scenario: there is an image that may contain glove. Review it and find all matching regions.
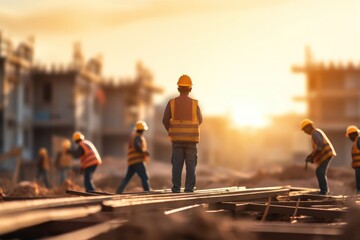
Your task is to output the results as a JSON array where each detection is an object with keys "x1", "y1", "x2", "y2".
[{"x1": 144, "y1": 151, "x2": 150, "y2": 157}]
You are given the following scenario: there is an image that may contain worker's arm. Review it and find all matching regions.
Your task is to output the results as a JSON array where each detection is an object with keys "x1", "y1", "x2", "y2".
[
  {"x1": 357, "y1": 138, "x2": 360, "y2": 149},
  {"x1": 310, "y1": 130, "x2": 324, "y2": 159},
  {"x1": 134, "y1": 136, "x2": 150, "y2": 156},
  {"x1": 68, "y1": 145, "x2": 84, "y2": 158},
  {"x1": 197, "y1": 105, "x2": 203, "y2": 125},
  {"x1": 162, "y1": 101, "x2": 171, "y2": 131}
]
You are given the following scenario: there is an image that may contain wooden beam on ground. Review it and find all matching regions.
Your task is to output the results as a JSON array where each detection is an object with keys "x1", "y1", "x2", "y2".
[
  {"x1": 0, "y1": 195, "x2": 115, "y2": 215},
  {"x1": 0, "y1": 206, "x2": 100, "y2": 235},
  {"x1": 66, "y1": 190, "x2": 99, "y2": 196},
  {"x1": 101, "y1": 189, "x2": 290, "y2": 213},
  {"x1": 217, "y1": 202, "x2": 346, "y2": 219},
  {"x1": 235, "y1": 221, "x2": 343, "y2": 240},
  {"x1": 42, "y1": 219, "x2": 126, "y2": 240},
  {"x1": 164, "y1": 204, "x2": 205, "y2": 215}
]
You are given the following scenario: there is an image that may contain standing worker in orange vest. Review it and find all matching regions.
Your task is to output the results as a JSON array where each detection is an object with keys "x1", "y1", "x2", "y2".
[
  {"x1": 55, "y1": 139, "x2": 73, "y2": 185},
  {"x1": 162, "y1": 75, "x2": 203, "y2": 193},
  {"x1": 116, "y1": 121, "x2": 150, "y2": 193},
  {"x1": 37, "y1": 147, "x2": 51, "y2": 188},
  {"x1": 345, "y1": 125, "x2": 360, "y2": 194},
  {"x1": 70, "y1": 132, "x2": 102, "y2": 192},
  {"x1": 301, "y1": 119, "x2": 336, "y2": 195}
]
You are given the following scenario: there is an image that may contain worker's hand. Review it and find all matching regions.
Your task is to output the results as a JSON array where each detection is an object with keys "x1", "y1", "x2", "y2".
[
  {"x1": 144, "y1": 151, "x2": 150, "y2": 157},
  {"x1": 305, "y1": 155, "x2": 313, "y2": 163}
]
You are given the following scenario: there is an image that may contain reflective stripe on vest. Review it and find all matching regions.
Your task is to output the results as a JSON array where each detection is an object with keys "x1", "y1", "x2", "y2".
[
  {"x1": 352, "y1": 137, "x2": 360, "y2": 168},
  {"x1": 311, "y1": 129, "x2": 336, "y2": 166},
  {"x1": 168, "y1": 98, "x2": 200, "y2": 143},
  {"x1": 127, "y1": 133, "x2": 147, "y2": 166},
  {"x1": 79, "y1": 140, "x2": 102, "y2": 169}
]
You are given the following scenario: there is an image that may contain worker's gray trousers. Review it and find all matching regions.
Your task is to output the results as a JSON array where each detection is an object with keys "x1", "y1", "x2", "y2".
[{"x1": 171, "y1": 143, "x2": 197, "y2": 193}]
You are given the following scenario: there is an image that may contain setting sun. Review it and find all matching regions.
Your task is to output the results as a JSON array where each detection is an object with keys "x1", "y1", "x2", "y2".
[{"x1": 231, "y1": 108, "x2": 269, "y2": 128}]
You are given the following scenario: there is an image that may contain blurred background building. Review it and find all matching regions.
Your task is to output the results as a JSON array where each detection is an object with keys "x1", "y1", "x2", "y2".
[
  {"x1": 293, "y1": 47, "x2": 360, "y2": 167},
  {"x1": 0, "y1": 32, "x2": 162, "y2": 169}
]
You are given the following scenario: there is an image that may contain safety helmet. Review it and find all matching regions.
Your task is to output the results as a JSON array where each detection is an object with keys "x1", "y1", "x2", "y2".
[
  {"x1": 346, "y1": 125, "x2": 359, "y2": 137},
  {"x1": 135, "y1": 120, "x2": 148, "y2": 131},
  {"x1": 300, "y1": 119, "x2": 314, "y2": 130},
  {"x1": 62, "y1": 139, "x2": 71, "y2": 149},
  {"x1": 177, "y1": 75, "x2": 192, "y2": 87},
  {"x1": 39, "y1": 147, "x2": 47, "y2": 155},
  {"x1": 73, "y1": 131, "x2": 84, "y2": 141}
]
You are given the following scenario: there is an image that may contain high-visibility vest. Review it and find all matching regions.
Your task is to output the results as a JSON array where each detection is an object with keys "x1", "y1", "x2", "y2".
[
  {"x1": 79, "y1": 140, "x2": 102, "y2": 169},
  {"x1": 127, "y1": 133, "x2": 148, "y2": 166},
  {"x1": 40, "y1": 155, "x2": 50, "y2": 171},
  {"x1": 311, "y1": 129, "x2": 336, "y2": 166},
  {"x1": 168, "y1": 98, "x2": 200, "y2": 143},
  {"x1": 58, "y1": 151, "x2": 73, "y2": 167},
  {"x1": 352, "y1": 136, "x2": 360, "y2": 168}
]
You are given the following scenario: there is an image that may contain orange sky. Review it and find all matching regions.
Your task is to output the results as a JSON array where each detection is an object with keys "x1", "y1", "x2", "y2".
[{"x1": 1, "y1": 0, "x2": 360, "y2": 127}]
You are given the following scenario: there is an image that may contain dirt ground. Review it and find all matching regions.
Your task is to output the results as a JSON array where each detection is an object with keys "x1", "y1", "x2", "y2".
[{"x1": 0, "y1": 157, "x2": 357, "y2": 197}]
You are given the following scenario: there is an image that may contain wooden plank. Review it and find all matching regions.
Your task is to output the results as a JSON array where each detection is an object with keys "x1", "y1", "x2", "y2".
[
  {"x1": 164, "y1": 204, "x2": 205, "y2": 215},
  {"x1": 102, "y1": 189, "x2": 290, "y2": 213},
  {"x1": 235, "y1": 221, "x2": 343, "y2": 239},
  {"x1": 66, "y1": 190, "x2": 99, "y2": 196},
  {"x1": 42, "y1": 219, "x2": 126, "y2": 240},
  {"x1": 237, "y1": 203, "x2": 346, "y2": 219},
  {"x1": 0, "y1": 206, "x2": 101, "y2": 235},
  {"x1": 0, "y1": 195, "x2": 116, "y2": 215}
]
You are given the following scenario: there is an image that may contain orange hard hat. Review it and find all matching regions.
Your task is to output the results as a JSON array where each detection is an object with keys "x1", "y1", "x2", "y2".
[
  {"x1": 346, "y1": 125, "x2": 359, "y2": 137},
  {"x1": 300, "y1": 119, "x2": 314, "y2": 130},
  {"x1": 135, "y1": 121, "x2": 148, "y2": 131},
  {"x1": 177, "y1": 75, "x2": 192, "y2": 87},
  {"x1": 73, "y1": 131, "x2": 84, "y2": 141}
]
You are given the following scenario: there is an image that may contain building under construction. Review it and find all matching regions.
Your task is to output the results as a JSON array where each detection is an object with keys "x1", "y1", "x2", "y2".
[
  {"x1": 293, "y1": 47, "x2": 360, "y2": 167},
  {"x1": 0, "y1": 33, "x2": 162, "y2": 163}
]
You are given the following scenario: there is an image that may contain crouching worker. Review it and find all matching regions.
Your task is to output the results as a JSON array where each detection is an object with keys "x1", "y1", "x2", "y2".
[
  {"x1": 70, "y1": 131, "x2": 102, "y2": 192},
  {"x1": 116, "y1": 121, "x2": 150, "y2": 193}
]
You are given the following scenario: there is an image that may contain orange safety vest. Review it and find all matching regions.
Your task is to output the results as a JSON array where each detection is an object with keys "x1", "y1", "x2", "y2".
[
  {"x1": 40, "y1": 155, "x2": 50, "y2": 171},
  {"x1": 352, "y1": 136, "x2": 360, "y2": 168},
  {"x1": 127, "y1": 133, "x2": 148, "y2": 166},
  {"x1": 168, "y1": 98, "x2": 200, "y2": 143},
  {"x1": 58, "y1": 151, "x2": 73, "y2": 168},
  {"x1": 311, "y1": 129, "x2": 336, "y2": 166},
  {"x1": 79, "y1": 140, "x2": 102, "y2": 169}
]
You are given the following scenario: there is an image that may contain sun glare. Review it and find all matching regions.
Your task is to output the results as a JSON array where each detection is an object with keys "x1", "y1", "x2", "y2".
[{"x1": 232, "y1": 109, "x2": 269, "y2": 128}]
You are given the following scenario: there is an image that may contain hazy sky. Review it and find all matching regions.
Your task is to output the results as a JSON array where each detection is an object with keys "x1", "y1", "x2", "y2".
[{"x1": 1, "y1": 0, "x2": 360, "y2": 126}]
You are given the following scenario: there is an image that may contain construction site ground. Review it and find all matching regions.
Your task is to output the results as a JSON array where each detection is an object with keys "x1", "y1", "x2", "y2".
[{"x1": 1, "y1": 159, "x2": 359, "y2": 240}]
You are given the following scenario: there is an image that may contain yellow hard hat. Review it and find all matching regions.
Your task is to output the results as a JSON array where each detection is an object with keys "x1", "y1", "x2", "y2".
[
  {"x1": 177, "y1": 75, "x2": 192, "y2": 87},
  {"x1": 73, "y1": 131, "x2": 84, "y2": 141},
  {"x1": 346, "y1": 125, "x2": 359, "y2": 137},
  {"x1": 62, "y1": 139, "x2": 71, "y2": 149},
  {"x1": 300, "y1": 119, "x2": 314, "y2": 130},
  {"x1": 39, "y1": 147, "x2": 47, "y2": 155},
  {"x1": 135, "y1": 120, "x2": 148, "y2": 131}
]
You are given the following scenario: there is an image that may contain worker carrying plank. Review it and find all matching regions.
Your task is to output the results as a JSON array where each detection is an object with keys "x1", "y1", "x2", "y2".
[
  {"x1": 345, "y1": 125, "x2": 360, "y2": 194},
  {"x1": 69, "y1": 132, "x2": 102, "y2": 192},
  {"x1": 116, "y1": 121, "x2": 150, "y2": 193},
  {"x1": 300, "y1": 119, "x2": 336, "y2": 195},
  {"x1": 162, "y1": 75, "x2": 203, "y2": 193}
]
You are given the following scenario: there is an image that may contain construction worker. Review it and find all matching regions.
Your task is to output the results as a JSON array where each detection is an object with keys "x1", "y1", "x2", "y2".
[
  {"x1": 162, "y1": 74, "x2": 202, "y2": 193},
  {"x1": 55, "y1": 139, "x2": 73, "y2": 185},
  {"x1": 345, "y1": 125, "x2": 360, "y2": 194},
  {"x1": 116, "y1": 121, "x2": 150, "y2": 193},
  {"x1": 70, "y1": 132, "x2": 102, "y2": 192},
  {"x1": 301, "y1": 119, "x2": 336, "y2": 195},
  {"x1": 36, "y1": 147, "x2": 51, "y2": 188}
]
